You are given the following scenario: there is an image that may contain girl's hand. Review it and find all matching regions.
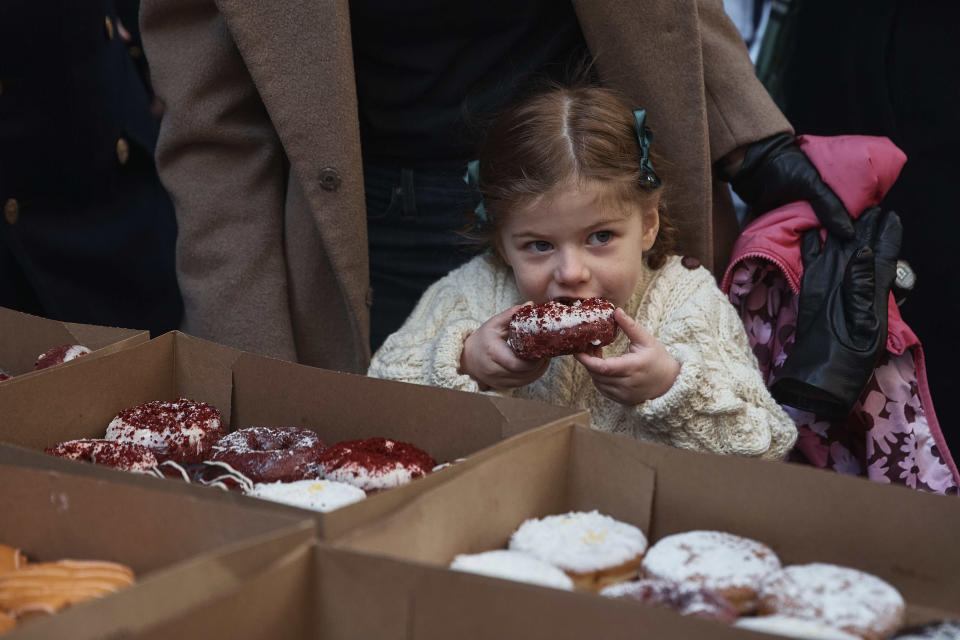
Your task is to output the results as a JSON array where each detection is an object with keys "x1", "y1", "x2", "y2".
[
  {"x1": 574, "y1": 308, "x2": 680, "y2": 406},
  {"x1": 460, "y1": 304, "x2": 550, "y2": 391}
]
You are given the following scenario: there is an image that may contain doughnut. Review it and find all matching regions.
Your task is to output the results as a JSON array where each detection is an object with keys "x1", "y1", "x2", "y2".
[
  {"x1": 0, "y1": 544, "x2": 26, "y2": 575},
  {"x1": 0, "y1": 611, "x2": 14, "y2": 632},
  {"x1": 887, "y1": 620, "x2": 960, "y2": 639},
  {"x1": 314, "y1": 437, "x2": 435, "y2": 492},
  {"x1": 450, "y1": 550, "x2": 575, "y2": 591},
  {"x1": 245, "y1": 479, "x2": 366, "y2": 513},
  {"x1": 208, "y1": 427, "x2": 327, "y2": 483},
  {"x1": 0, "y1": 369, "x2": 10, "y2": 382},
  {"x1": 44, "y1": 439, "x2": 158, "y2": 472},
  {"x1": 600, "y1": 578, "x2": 738, "y2": 623},
  {"x1": 507, "y1": 297, "x2": 617, "y2": 360},
  {"x1": 508, "y1": 510, "x2": 648, "y2": 591},
  {"x1": 34, "y1": 344, "x2": 91, "y2": 370},
  {"x1": 0, "y1": 559, "x2": 134, "y2": 617},
  {"x1": 734, "y1": 615, "x2": 862, "y2": 640},
  {"x1": 105, "y1": 397, "x2": 224, "y2": 464},
  {"x1": 757, "y1": 564, "x2": 905, "y2": 640},
  {"x1": 641, "y1": 530, "x2": 781, "y2": 614}
]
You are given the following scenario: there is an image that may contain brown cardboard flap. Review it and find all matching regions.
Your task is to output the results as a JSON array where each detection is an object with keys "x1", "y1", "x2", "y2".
[
  {"x1": 171, "y1": 331, "x2": 239, "y2": 425},
  {"x1": 336, "y1": 424, "x2": 656, "y2": 563},
  {"x1": 0, "y1": 305, "x2": 147, "y2": 377}
]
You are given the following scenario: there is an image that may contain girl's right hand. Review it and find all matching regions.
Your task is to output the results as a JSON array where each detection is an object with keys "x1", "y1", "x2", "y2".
[{"x1": 460, "y1": 304, "x2": 550, "y2": 391}]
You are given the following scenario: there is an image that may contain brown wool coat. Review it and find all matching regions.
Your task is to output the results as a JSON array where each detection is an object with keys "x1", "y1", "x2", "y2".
[{"x1": 141, "y1": 0, "x2": 790, "y2": 373}]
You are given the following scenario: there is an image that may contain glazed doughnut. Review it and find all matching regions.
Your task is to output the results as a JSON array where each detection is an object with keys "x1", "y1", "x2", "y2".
[
  {"x1": 757, "y1": 564, "x2": 905, "y2": 640},
  {"x1": 34, "y1": 344, "x2": 91, "y2": 370},
  {"x1": 208, "y1": 427, "x2": 327, "y2": 483},
  {"x1": 507, "y1": 298, "x2": 617, "y2": 360},
  {"x1": 509, "y1": 510, "x2": 648, "y2": 591},
  {"x1": 0, "y1": 545, "x2": 26, "y2": 575},
  {"x1": 314, "y1": 437, "x2": 435, "y2": 492},
  {"x1": 734, "y1": 615, "x2": 862, "y2": 640},
  {"x1": 245, "y1": 479, "x2": 366, "y2": 513},
  {"x1": 600, "y1": 578, "x2": 738, "y2": 623},
  {"x1": 0, "y1": 559, "x2": 134, "y2": 617},
  {"x1": 45, "y1": 439, "x2": 158, "y2": 472},
  {"x1": 450, "y1": 550, "x2": 575, "y2": 591},
  {"x1": 887, "y1": 620, "x2": 960, "y2": 639},
  {"x1": 641, "y1": 530, "x2": 781, "y2": 614},
  {"x1": 105, "y1": 397, "x2": 224, "y2": 464}
]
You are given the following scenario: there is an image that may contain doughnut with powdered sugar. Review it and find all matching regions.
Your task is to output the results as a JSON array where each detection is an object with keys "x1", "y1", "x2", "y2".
[
  {"x1": 509, "y1": 510, "x2": 648, "y2": 591},
  {"x1": 507, "y1": 298, "x2": 618, "y2": 360},
  {"x1": 314, "y1": 437, "x2": 435, "y2": 492},
  {"x1": 105, "y1": 398, "x2": 224, "y2": 464},
  {"x1": 641, "y1": 530, "x2": 781, "y2": 614},
  {"x1": 601, "y1": 577, "x2": 739, "y2": 623},
  {"x1": 757, "y1": 563, "x2": 905, "y2": 640},
  {"x1": 34, "y1": 344, "x2": 91, "y2": 370},
  {"x1": 450, "y1": 550, "x2": 575, "y2": 591},
  {"x1": 209, "y1": 426, "x2": 327, "y2": 483}
]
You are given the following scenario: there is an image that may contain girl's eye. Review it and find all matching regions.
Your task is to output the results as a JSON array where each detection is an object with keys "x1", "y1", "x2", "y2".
[
  {"x1": 588, "y1": 230, "x2": 613, "y2": 245},
  {"x1": 528, "y1": 240, "x2": 553, "y2": 253}
]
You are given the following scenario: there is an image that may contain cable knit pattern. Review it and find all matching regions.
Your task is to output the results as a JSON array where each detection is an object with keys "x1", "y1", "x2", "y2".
[{"x1": 368, "y1": 254, "x2": 797, "y2": 460}]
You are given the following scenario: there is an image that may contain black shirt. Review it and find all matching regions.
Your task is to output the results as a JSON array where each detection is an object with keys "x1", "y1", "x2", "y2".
[{"x1": 350, "y1": 0, "x2": 587, "y2": 166}]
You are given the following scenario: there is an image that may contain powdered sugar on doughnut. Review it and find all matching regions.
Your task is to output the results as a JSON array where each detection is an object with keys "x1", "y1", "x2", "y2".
[
  {"x1": 246, "y1": 479, "x2": 366, "y2": 512},
  {"x1": 735, "y1": 615, "x2": 862, "y2": 640},
  {"x1": 509, "y1": 510, "x2": 647, "y2": 574},
  {"x1": 642, "y1": 530, "x2": 781, "y2": 591},
  {"x1": 758, "y1": 563, "x2": 905, "y2": 639},
  {"x1": 509, "y1": 299, "x2": 615, "y2": 334},
  {"x1": 889, "y1": 620, "x2": 960, "y2": 640},
  {"x1": 600, "y1": 578, "x2": 738, "y2": 622},
  {"x1": 105, "y1": 398, "x2": 223, "y2": 463},
  {"x1": 34, "y1": 344, "x2": 91, "y2": 370},
  {"x1": 450, "y1": 550, "x2": 574, "y2": 591}
]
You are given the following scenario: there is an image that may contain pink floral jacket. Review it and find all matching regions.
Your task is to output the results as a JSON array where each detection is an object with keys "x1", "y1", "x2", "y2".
[{"x1": 720, "y1": 135, "x2": 959, "y2": 495}]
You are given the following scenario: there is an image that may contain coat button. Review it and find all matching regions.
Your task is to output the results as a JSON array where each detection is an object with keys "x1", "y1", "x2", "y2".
[
  {"x1": 319, "y1": 167, "x2": 341, "y2": 192},
  {"x1": 105, "y1": 16, "x2": 115, "y2": 39},
  {"x1": 116, "y1": 138, "x2": 130, "y2": 165},
  {"x1": 681, "y1": 256, "x2": 701, "y2": 270},
  {"x1": 4, "y1": 199, "x2": 19, "y2": 225}
]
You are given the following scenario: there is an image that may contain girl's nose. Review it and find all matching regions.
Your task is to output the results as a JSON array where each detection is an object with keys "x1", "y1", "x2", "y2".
[{"x1": 554, "y1": 249, "x2": 589, "y2": 285}]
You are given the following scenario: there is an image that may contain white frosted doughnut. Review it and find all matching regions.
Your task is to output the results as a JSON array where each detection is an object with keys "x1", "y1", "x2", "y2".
[
  {"x1": 735, "y1": 615, "x2": 862, "y2": 640},
  {"x1": 450, "y1": 550, "x2": 574, "y2": 591},
  {"x1": 245, "y1": 479, "x2": 366, "y2": 513}
]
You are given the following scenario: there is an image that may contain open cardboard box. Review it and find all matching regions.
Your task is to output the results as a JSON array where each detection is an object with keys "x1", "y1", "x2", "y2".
[
  {"x1": 324, "y1": 423, "x2": 960, "y2": 639},
  {"x1": 0, "y1": 464, "x2": 315, "y2": 639},
  {"x1": 0, "y1": 306, "x2": 147, "y2": 381},
  {"x1": 0, "y1": 331, "x2": 588, "y2": 538}
]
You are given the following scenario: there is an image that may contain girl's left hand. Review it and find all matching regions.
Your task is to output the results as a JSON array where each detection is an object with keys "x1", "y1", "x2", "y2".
[{"x1": 574, "y1": 308, "x2": 680, "y2": 406}]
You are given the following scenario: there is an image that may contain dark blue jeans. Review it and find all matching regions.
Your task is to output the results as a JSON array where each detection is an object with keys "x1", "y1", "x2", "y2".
[{"x1": 365, "y1": 163, "x2": 479, "y2": 351}]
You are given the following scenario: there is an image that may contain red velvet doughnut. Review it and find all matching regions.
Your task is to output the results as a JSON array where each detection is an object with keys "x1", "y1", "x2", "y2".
[
  {"x1": 507, "y1": 298, "x2": 617, "y2": 360},
  {"x1": 314, "y1": 437, "x2": 436, "y2": 492},
  {"x1": 34, "y1": 344, "x2": 91, "y2": 370},
  {"x1": 105, "y1": 397, "x2": 224, "y2": 464},
  {"x1": 209, "y1": 427, "x2": 327, "y2": 483},
  {"x1": 45, "y1": 439, "x2": 159, "y2": 472}
]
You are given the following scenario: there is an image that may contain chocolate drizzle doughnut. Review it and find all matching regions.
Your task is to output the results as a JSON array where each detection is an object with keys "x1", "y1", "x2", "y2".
[
  {"x1": 209, "y1": 427, "x2": 327, "y2": 483},
  {"x1": 507, "y1": 298, "x2": 617, "y2": 360},
  {"x1": 105, "y1": 398, "x2": 224, "y2": 464},
  {"x1": 45, "y1": 439, "x2": 158, "y2": 472}
]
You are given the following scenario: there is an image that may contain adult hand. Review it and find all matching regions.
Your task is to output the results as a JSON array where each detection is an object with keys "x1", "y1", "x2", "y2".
[
  {"x1": 460, "y1": 305, "x2": 550, "y2": 391},
  {"x1": 725, "y1": 133, "x2": 855, "y2": 239},
  {"x1": 574, "y1": 309, "x2": 679, "y2": 406},
  {"x1": 771, "y1": 207, "x2": 902, "y2": 414}
]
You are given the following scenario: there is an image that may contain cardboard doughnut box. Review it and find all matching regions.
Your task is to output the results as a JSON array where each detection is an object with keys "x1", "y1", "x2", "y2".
[
  {"x1": 315, "y1": 422, "x2": 960, "y2": 640},
  {"x1": 0, "y1": 330, "x2": 588, "y2": 538},
  {"x1": 0, "y1": 306, "x2": 147, "y2": 382},
  {"x1": 0, "y1": 464, "x2": 315, "y2": 639}
]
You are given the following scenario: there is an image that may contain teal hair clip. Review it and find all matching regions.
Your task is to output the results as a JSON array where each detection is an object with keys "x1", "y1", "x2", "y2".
[
  {"x1": 632, "y1": 109, "x2": 662, "y2": 189},
  {"x1": 463, "y1": 159, "x2": 490, "y2": 225}
]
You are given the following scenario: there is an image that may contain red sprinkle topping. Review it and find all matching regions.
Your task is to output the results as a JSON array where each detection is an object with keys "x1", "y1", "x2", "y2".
[
  {"x1": 108, "y1": 397, "x2": 224, "y2": 463},
  {"x1": 316, "y1": 438, "x2": 435, "y2": 477},
  {"x1": 45, "y1": 439, "x2": 158, "y2": 471},
  {"x1": 34, "y1": 344, "x2": 90, "y2": 370}
]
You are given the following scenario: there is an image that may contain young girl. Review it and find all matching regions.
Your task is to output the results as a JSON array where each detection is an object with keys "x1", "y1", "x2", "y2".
[{"x1": 368, "y1": 85, "x2": 797, "y2": 460}]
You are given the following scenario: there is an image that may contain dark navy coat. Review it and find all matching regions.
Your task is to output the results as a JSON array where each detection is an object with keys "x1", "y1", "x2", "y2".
[{"x1": 0, "y1": 0, "x2": 182, "y2": 336}]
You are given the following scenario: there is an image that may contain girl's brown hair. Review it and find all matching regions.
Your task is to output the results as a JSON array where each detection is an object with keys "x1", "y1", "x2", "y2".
[{"x1": 469, "y1": 83, "x2": 676, "y2": 267}]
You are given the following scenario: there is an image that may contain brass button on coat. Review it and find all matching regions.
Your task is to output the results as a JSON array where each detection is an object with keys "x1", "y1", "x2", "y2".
[
  {"x1": 116, "y1": 138, "x2": 130, "y2": 165},
  {"x1": 318, "y1": 167, "x2": 341, "y2": 192},
  {"x1": 4, "y1": 199, "x2": 19, "y2": 225},
  {"x1": 104, "y1": 16, "x2": 114, "y2": 39}
]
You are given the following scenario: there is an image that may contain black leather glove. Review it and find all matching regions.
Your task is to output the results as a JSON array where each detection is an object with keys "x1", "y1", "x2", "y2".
[
  {"x1": 771, "y1": 207, "x2": 902, "y2": 415},
  {"x1": 724, "y1": 133, "x2": 856, "y2": 239}
]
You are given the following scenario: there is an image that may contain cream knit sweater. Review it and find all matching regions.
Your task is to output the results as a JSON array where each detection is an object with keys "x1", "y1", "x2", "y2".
[{"x1": 369, "y1": 253, "x2": 797, "y2": 460}]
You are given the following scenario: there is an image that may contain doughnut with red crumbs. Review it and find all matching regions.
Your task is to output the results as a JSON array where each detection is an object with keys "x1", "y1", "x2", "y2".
[
  {"x1": 314, "y1": 437, "x2": 435, "y2": 492},
  {"x1": 105, "y1": 397, "x2": 224, "y2": 464},
  {"x1": 209, "y1": 426, "x2": 327, "y2": 483},
  {"x1": 507, "y1": 298, "x2": 618, "y2": 360}
]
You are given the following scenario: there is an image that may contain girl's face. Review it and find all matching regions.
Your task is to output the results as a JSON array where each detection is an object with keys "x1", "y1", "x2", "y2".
[{"x1": 497, "y1": 181, "x2": 659, "y2": 308}]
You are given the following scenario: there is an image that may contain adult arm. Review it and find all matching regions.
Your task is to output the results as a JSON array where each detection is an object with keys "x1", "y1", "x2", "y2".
[{"x1": 141, "y1": 0, "x2": 297, "y2": 359}]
